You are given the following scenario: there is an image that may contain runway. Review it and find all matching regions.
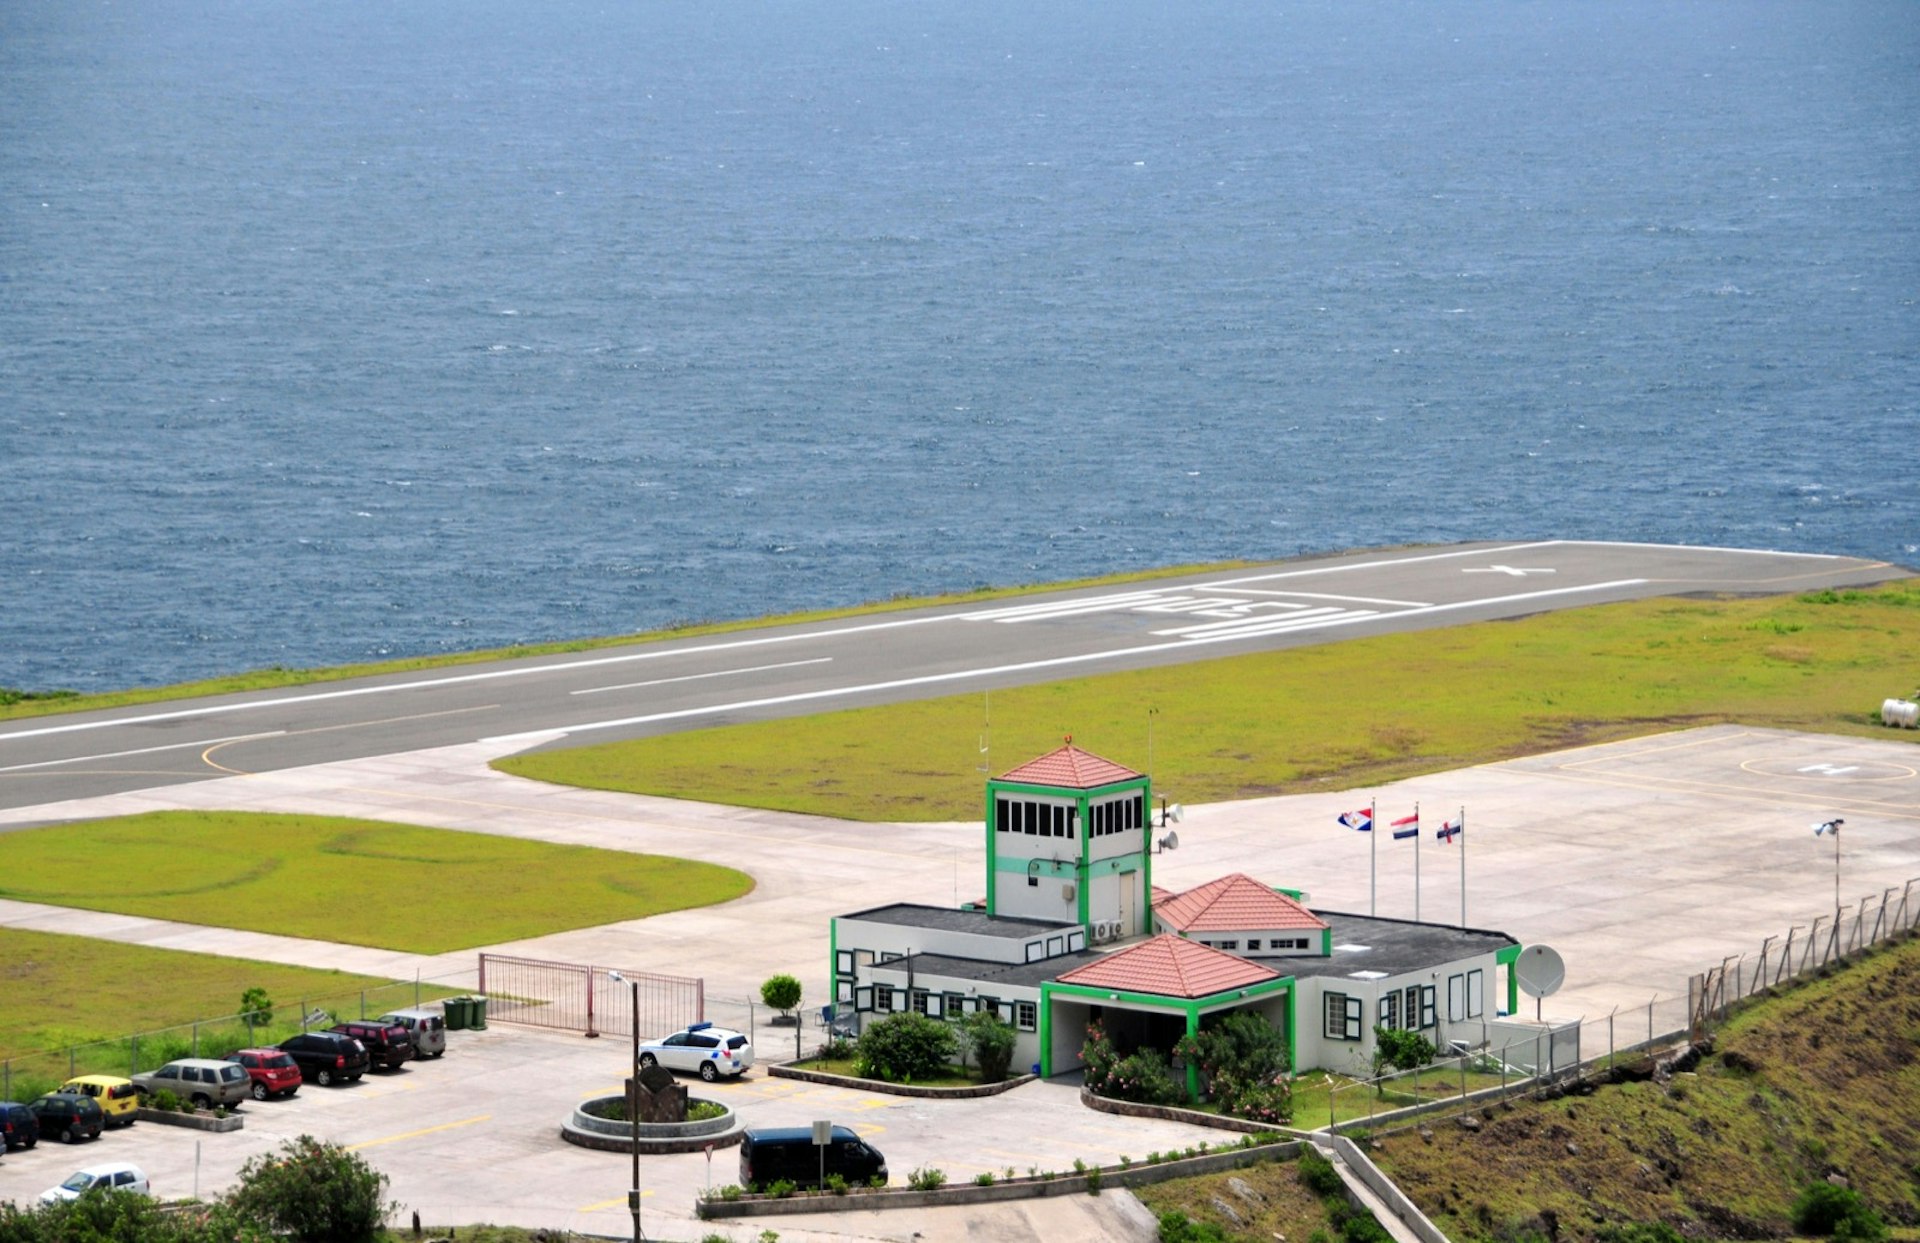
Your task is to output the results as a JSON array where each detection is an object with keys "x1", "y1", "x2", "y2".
[{"x1": 0, "y1": 540, "x2": 1903, "y2": 813}]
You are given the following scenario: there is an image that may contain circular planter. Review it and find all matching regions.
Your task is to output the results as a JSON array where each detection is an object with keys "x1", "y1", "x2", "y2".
[{"x1": 559, "y1": 1095, "x2": 746, "y2": 1155}]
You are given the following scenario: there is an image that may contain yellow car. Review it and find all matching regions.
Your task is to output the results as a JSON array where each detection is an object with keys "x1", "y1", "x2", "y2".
[{"x1": 59, "y1": 1076, "x2": 140, "y2": 1129}]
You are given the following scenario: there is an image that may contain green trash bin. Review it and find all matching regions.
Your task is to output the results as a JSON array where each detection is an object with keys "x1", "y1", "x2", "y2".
[
  {"x1": 468, "y1": 995, "x2": 488, "y2": 1030},
  {"x1": 442, "y1": 997, "x2": 470, "y2": 1032}
]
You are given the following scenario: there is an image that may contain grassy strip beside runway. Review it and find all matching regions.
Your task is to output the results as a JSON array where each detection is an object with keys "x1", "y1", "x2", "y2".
[
  {"x1": 497, "y1": 581, "x2": 1920, "y2": 821},
  {"x1": 0, "y1": 927, "x2": 458, "y2": 1064},
  {"x1": 0, "y1": 811, "x2": 753, "y2": 954}
]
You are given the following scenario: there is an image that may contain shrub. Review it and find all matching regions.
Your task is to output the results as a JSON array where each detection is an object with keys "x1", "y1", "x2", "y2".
[
  {"x1": 1792, "y1": 1182, "x2": 1887, "y2": 1241},
  {"x1": 974, "y1": 1171, "x2": 996, "y2": 1186},
  {"x1": 0, "y1": 1193, "x2": 270, "y2": 1241},
  {"x1": 760, "y1": 973, "x2": 802, "y2": 1019},
  {"x1": 686, "y1": 1099, "x2": 727, "y2": 1122},
  {"x1": 959, "y1": 1009, "x2": 1017, "y2": 1082},
  {"x1": 766, "y1": 1179, "x2": 797, "y2": 1199},
  {"x1": 228, "y1": 1135, "x2": 395, "y2": 1243},
  {"x1": 1157, "y1": 1210, "x2": 1233, "y2": 1242},
  {"x1": 824, "y1": 1173, "x2": 848, "y2": 1195},
  {"x1": 907, "y1": 1167, "x2": 947, "y2": 1191},
  {"x1": 1086, "y1": 1165, "x2": 1103, "y2": 1194},
  {"x1": 1296, "y1": 1148, "x2": 1344, "y2": 1197},
  {"x1": 854, "y1": 1012, "x2": 956, "y2": 1083},
  {"x1": 1083, "y1": 1021, "x2": 1186, "y2": 1105},
  {"x1": 149, "y1": 1088, "x2": 186, "y2": 1113},
  {"x1": 819, "y1": 1035, "x2": 857, "y2": 1062}
]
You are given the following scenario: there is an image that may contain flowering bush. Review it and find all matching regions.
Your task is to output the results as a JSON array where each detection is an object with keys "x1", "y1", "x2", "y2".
[
  {"x1": 1082, "y1": 1021, "x2": 1184, "y2": 1105},
  {"x1": 1173, "y1": 1011, "x2": 1293, "y2": 1123}
]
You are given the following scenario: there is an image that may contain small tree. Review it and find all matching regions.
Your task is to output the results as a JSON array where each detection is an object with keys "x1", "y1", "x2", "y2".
[
  {"x1": 1174, "y1": 1011, "x2": 1292, "y2": 1123},
  {"x1": 760, "y1": 973, "x2": 803, "y2": 1023},
  {"x1": 239, "y1": 986, "x2": 275, "y2": 1030},
  {"x1": 1371, "y1": 1025, "x2": 1436, "y2": 1084},
  {"x1": 228, "y1": 1135, "x2": 396, "y2": 1243},
  {"x1": 959, "y1": 1009, "x2": 1016, "y2": 1083}
]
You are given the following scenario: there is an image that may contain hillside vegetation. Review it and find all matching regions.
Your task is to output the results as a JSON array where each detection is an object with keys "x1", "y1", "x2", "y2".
[{"x1": 1365, "y1": 934, "x2": 1920, "y2": 1242}]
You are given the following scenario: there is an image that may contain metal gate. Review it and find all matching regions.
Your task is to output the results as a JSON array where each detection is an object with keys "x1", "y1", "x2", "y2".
[{"x1": 476, "y1": 954, "x2": 703, "y2": 1038}]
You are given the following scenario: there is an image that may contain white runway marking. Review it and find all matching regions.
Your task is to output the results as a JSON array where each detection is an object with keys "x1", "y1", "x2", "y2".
[{"x1": 573, "y1": 658, "x2": 834, "y2": 696}]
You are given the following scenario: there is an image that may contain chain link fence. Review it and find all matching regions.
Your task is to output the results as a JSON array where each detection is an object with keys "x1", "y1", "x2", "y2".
[{"x1": 1, "y1": 968, "x2": 475, "y2": 1103}]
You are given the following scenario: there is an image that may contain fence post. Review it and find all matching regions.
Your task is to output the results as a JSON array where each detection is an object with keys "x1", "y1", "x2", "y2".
[
  {"x1": 360, "y1": 989, "x2": 367, "y2": 1020},
  {"x1": 300, "y1": 999, "x2": 307, "y2": 1032},
  {"x1": 192, "y1": 1021, "x2": 199, "y2": 1057},
  {"x1": 415, "y1": 970, "x2": 421, "y2": 1008}
]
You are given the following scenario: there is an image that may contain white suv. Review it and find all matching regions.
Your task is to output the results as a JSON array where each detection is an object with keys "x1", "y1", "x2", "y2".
[{"x1": 637, "y1": 1022, "x2": 754, "y2": 1081}]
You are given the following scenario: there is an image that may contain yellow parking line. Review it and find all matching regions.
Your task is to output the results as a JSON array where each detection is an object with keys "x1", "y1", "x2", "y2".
[
  {"x1": 578, "y1": 1190, "x2": 656, "y2": 1212},
  {"x1": 346, "y1": 1114, "x2": 490, "y2": 1151}
]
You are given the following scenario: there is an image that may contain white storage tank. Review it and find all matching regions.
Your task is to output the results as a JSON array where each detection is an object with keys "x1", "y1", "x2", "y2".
[{"x1": 1882, "y1": 698, "x2": 1919, "y2": 728}]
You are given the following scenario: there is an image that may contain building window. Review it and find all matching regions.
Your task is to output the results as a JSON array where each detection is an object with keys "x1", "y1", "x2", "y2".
[
  {"x1": 1015, "y1": 1001, "x2": 1037, "y2": 1031},
  {"x1": 1218, "y1": 940, "x2": 1239, "y2": 951},
  {"x1": 1420, "y1": 985, "x2": 1437, "y2": 1029},
  {"x1": 1404, "y1": 986, "x2": 1420, "y2": 1029},
  {"x1": 1467, "y1": 969, "x2": 1484, "y2": 1019},
  {"x1": 910, "y1": 990, "x2": 930, "y2": 1016},
  {"x1": 943, "y1": 993, "x2": 965, "y2": 1021},
  {"x1": 874, "y1": 986, "x2": 894, "y2": 1013},
  {"x1": 1448, "y1": 974, "x2": 1465, "y2": 1023},
  {"x1": 1324, "y1": 992, "x2": 1362, "y2": 1041},
  {"x1": 1246, "y1": 939, "x2": 1262, "y2": 952},
  {"x1": 1379, "y1": 990, "x2": 1401, "y2": 1030}
]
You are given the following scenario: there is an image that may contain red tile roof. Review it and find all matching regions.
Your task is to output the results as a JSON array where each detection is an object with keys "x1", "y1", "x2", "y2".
[
  {"x1": 1155, "y1": 873, "x2": 1329, "y2": 934},
  {"x1": 1150, "y1": 885, "x2": 1177, "y2": 908},
  {"x1": 1054, "y1": 934, "x2": 1280, "y2": 999},
  {"x1": 998, "y1": 743, "x2": 1140, "y2": 789}
]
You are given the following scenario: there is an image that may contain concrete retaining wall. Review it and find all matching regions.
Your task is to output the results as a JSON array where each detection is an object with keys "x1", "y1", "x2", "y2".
[{"x1": 769, "y1": 1064, "x2": 1035, "y2": 1098}]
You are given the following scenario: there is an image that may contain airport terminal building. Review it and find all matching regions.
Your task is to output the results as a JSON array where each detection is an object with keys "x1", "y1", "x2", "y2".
[{"x1": 829, "y1": 743, "x2": 1526, "y2": 1094}]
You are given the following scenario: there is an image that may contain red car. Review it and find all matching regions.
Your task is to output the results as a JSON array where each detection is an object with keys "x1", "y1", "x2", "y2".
[{"x1": 224, "y1": 1048, "x2": 303, "y2": 1101}]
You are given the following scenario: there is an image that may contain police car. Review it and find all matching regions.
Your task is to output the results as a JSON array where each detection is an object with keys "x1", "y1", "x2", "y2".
[{"x1": 636, "y1": 1021, "x2": 754, "y2": 1081}]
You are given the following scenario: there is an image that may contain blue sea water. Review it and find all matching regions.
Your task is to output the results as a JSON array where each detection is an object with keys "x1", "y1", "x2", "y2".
[{"x1": 2, "y1": 0, "x2": 1916, "y2": 693}]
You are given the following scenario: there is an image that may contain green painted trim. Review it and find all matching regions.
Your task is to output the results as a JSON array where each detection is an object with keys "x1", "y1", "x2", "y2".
[
  {"x1": 1043, "y1": 977, "x2": 1289, "y2": 1011},
  {"x1": 994, "y1": 856, "x2": 1075, "y2": 877},
  {"x1": 1321, "y1": 927, "x2": 1332, "y2": 956},
  {"x1": 1039, "y1": 988, "x2": 1053, "y2": 1077},
  {"x1": 1497, "y1": 943, "x2": 1523, "y2": 1015},
  {"x1": 1185, "y1": 1008, "x2": 1202, "y2": 1100},
  {"x1": 984, "y1": 786, "x2": 997, "y2": 914},
  {"x1": 1284, "y1": 986, "x2": 1298, "y2": 1075}
]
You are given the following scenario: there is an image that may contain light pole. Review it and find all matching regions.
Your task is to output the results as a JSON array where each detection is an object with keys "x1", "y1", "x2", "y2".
[
  {"x1": 1814, "y1": 819, "x2": 1844, "y2": 952},
  {"x1": 607, "y1": 971, "x2": 642, "y2": 1243}
]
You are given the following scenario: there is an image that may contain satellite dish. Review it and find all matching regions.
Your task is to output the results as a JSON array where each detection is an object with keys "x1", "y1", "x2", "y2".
[
  {"x1": 1514, "y1": 945, "x2": 1566, "y2": 999},
  {"x1": 1167, "y1": 803, "x2": 1185, "y2": 824},
  {"x1": 1158, "y1": 831, "x2": 1180, "y2": 853}
]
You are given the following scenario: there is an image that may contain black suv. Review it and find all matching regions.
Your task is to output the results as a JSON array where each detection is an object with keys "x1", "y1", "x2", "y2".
[
  {"x1": 29, "y1": 1092, "x2": 104, "y2": 1144},
  {"x1": 0, "y1": 1100, "x2": 39, "y2": 1150},
  {"x1": 329, "y1": 1021, "x2": 415, "y2": 1071},
  {"x1": 278, "y1": 1032, "x2": 372, "y2": 1086}
]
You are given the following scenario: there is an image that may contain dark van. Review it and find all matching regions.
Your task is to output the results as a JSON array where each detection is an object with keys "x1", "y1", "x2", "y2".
[{"x1": 739, "y1": 1125, "x2": 887, "y2": 1191}]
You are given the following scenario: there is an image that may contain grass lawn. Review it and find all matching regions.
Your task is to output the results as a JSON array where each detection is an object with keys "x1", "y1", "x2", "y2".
[
  {"x1": 1133, "y1": 1148, "x2": 1344, "y2": 1242},
  {"x1": 0, "y1": 811, "x2": 753, "y2": 954},
  {"x1": 0, "y1": 560, "x2": 1262, "y2": 718},
  {"x1": 496, "y1": 581, "x2": 1920, "y2": 821},
  {"x1": 0, "y1": 928, "x2": 461, "y2": 1087}
]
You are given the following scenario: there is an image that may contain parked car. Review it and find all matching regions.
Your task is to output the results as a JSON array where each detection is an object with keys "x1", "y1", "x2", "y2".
[
  {"x1": 375, "y1": 1008, "x2": 447, "y2": 1058},
  {"x1": 328, "y1": 1020, "x2": 415, "y2": 1070},
  {"x1": 278, "y1": 1031, "x2": 371, "y2": 1086},
  {"x1": 637, "y1": 1021, "x2": 754, "y2": 1082},
  {"x1": 739, "y1": 1125, "x2": 886, "y2": 1190},
  {"x1": 130, "y1": 1058, "x2": 252, "y2": 1110},
  {"x1": 40, "y1": 1162, "x2": 150, "y2": 1203},
  {"x1": 59, "y1": 1076, "x2": 140, "y2": 1129},
  {"x1": 224, "y1": 1048, "x2": 303, "y2": 1100},
  {"x1": 27, "y1": 1093, "x2": 103, "y2": 1144},
  {"x1": 1, "y1": 1100, "x2": 40, "y2": 1150}
]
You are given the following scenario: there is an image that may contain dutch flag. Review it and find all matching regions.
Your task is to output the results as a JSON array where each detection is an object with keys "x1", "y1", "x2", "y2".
[{"x1": 1391, "y1": 812, "x2": 1420, "y2": 841}]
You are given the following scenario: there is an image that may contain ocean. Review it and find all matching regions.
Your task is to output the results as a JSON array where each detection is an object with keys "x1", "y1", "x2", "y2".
[{"x1": 2, "y1": 0, "x2": 1915, "y2": 693}]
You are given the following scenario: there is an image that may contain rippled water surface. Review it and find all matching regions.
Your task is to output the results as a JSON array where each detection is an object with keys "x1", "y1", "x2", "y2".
[{"x1": 3, "y1": 0, "x2": 1915, "y2": 691}]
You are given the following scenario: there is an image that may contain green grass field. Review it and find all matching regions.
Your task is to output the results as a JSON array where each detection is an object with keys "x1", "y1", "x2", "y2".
[
  {"x1": 496, "y1": 581, "x2": 1920, "y2": 821},
  {"x1": 0, "y1": 811, "x2": 753, "y2": 954},
  {"x1": 0, "y1": 928, "x2": 460, "y2": 1076},
  {"x1": 0, "y1": 560, "x2": 1262, "y2": 720}
]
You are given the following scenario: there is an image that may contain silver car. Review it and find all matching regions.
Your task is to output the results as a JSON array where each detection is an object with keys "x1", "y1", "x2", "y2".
[
  {"x1": 131, "y1": 1058, "x2": 251, "y2": 1110},
  {"x1": 376, "y1": 1008, "x2": 447, "y2": 1058}
]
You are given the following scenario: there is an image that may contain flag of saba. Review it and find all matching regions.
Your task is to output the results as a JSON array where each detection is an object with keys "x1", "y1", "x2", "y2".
[{"x1": 1338, "y1": 808, "x2": 1373, "y2": 832}]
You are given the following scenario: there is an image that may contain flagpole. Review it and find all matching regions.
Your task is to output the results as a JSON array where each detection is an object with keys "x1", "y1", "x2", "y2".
[
  {"x1": 1413, "y1": 800, "x2": 1421, "y2": 923},
  {"x1": 1370, "y1": 798, "x2": 1377, "y2": 917},
  {"x1": 1459, "y1": 806, "x2": 1467, "y2": 929}
]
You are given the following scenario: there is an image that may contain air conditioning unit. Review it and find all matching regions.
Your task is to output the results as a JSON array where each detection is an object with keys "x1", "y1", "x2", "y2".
[{"x1": 1093, "y1": 920, "x2": 1113, "y2": 942}]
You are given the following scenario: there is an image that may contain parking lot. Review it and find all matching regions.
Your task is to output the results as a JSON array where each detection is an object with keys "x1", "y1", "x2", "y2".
[{"x1": 2, "y1": 723, "x2": 1917, "y2": 1237}]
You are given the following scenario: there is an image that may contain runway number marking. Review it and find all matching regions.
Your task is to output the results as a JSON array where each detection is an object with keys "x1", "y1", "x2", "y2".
[
  {"x1": 1463, "y1": 565, "x2": 1556, "y2": 577},
  {"x1": 1799, "y1": 764, "x2": 1861, "y2": 776}
]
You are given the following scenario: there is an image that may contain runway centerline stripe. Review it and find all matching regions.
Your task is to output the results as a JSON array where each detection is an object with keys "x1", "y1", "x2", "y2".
[
  {"x1": 573, "y1": 658, "x2": 834, "y2": 696},
  {"x1": 0, "y1": 731, "x2": 287, "y2": 774},
  {"x1": 486, "y1": 579, "x2": 1648, "y2": 743}
]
